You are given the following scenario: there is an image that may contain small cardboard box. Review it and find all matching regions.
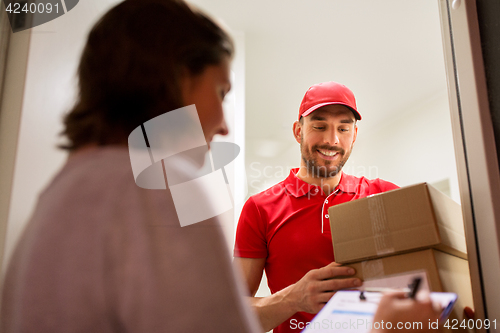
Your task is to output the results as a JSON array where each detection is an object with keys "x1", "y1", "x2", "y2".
[
  {"x1": 328, "y1": 183, "x2": 467, "y2": 264},
  {"x1": 344, "y1": 249, "x2": 473, "y2": 322}
]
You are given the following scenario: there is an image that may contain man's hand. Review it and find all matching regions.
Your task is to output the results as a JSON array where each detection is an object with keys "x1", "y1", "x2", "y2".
[
  {"x1": 235, "y1": 259, "x2": 362, "y2": 331},
  {"x1": 372, "y1": 292, "x2": 442, "y2": 333},
  {"x1": 286, "y1": 262, "x2": 362, "y2": 314}
]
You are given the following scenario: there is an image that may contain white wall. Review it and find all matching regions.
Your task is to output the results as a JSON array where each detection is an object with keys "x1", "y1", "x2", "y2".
[
  {"x1": 346, "y1": 89, "x2": 460, "y2": 203},
  {"x1": 0, "y1": 10, "x2": 30, "y2": 271}
]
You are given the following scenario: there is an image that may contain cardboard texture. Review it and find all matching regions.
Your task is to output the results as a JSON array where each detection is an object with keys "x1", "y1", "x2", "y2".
[
  {"x1": 345, "y1": 249, "x2": 473, "y2": 327},
  {"x1": 329, "y1": 183, "x2": 467, "y2": 264}
]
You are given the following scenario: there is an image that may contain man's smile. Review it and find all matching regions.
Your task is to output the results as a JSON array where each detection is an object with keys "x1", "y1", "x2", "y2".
[{"x1": 316, "y1": 148, "x2": 341, "y2": 161}]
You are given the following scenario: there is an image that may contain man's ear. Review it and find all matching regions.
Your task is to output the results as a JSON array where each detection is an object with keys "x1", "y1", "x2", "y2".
[
  {"x1": 293, "y1": 120, "x2": 302, "y2": 144},
  {"x1": 353, "y1": 124, "x2": 358, "y2": 144}
]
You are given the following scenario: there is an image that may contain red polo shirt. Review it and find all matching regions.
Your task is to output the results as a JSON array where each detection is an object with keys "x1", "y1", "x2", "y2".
[{"x1": 234, "y1": 168, "x2": 398, "y2": 333}]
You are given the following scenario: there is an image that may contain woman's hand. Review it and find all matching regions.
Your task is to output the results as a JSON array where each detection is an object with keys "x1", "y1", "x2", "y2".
[{"x1": 372, "y1": 291, "x2": 442, "y2": 333}]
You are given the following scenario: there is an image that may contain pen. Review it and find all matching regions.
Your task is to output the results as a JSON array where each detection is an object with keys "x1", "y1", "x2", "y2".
[
  {"x1": 407, "y1": 277, "x2": 422, "y2": 299},
  {"x1": 362, "y1": 287, "x2": 411, "y2": 293}
]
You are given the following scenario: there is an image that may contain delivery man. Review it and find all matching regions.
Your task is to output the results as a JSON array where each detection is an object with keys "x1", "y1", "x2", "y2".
[{"x1": 234, "y1": 81, "x2": 399, "y2": 333}]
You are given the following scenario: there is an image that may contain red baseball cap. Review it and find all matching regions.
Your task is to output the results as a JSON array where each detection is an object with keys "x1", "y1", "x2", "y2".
[{"x1": 298, "y1": 81, "x2": 361, "y2": 120}]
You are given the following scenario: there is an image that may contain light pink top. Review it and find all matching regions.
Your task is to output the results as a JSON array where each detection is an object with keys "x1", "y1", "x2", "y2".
[{"x1": 2, "y1": 147, "x2": 260, "y2": 333}]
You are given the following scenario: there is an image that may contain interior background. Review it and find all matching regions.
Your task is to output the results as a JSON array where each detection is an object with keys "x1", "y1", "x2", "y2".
[{"x1": 0, "y1": 0, "x2": 459, "y2": 315}]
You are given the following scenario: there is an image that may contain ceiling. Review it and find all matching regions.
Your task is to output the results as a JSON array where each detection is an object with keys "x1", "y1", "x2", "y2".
[{"x1": 186, "y1": 0, "x2": 449, "y2": 190}]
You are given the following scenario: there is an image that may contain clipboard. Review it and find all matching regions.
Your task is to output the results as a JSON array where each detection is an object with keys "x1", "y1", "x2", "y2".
[{"x1": 301, "y1": 290, "x2": 458, "y2": 333}]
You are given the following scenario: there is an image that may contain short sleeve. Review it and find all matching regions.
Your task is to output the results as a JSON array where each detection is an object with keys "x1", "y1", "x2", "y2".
[
  {"x1": 234, "y1": 196, "x2": 268, "y2": 258},
  {"x1": 374, "y1": 178, "x2": 399, "y2": 192}
]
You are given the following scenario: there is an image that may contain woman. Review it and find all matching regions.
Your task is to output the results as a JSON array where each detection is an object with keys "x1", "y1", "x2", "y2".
[{"x1": 1, "y1": 1, "x2": 259, "y2": 332}]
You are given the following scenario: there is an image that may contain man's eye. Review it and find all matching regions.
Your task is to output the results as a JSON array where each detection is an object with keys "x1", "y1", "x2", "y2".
[
  {"x1": 313, "y1": 127, "x2": 325, "y2": 130},
  {"x1": 340, "y1": 128, "x2": 349, "y2": 132}
]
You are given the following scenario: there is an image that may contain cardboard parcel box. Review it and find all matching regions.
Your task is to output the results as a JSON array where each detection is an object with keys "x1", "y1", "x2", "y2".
[
  {"x1": 345, "y1": 249, "x2": 473, "y2": 322},
  {"x1": 328, "y1": 183, "x2": 467, "y2": 264}
]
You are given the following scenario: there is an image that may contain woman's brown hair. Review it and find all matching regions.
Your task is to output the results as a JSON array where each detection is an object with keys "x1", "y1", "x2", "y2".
[{"x1": 60, "y1": 0, "x2": 233, "y2": 151}]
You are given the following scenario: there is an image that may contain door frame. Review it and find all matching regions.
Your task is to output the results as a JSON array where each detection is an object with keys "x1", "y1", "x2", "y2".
[{"x1": 439, "y1": 0, "x2": 500, "y2": 327}]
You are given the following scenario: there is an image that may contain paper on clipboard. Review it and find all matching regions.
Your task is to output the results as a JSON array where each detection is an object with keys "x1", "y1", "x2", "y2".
[
  {"x1": 301, "y1": 291, "x2": 380, "y2": 333},
  {"x1": 358, "y1": 270, "x2": 457, "y2": 320},
  {"x1": 301, "y1": 290, "x2": 457, "y2": 333}
]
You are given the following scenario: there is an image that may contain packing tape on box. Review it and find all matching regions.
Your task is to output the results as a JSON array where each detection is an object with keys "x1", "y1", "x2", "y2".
[
  {"x1": 361, "y1": 259, "x2": 385, "y2": 279},
  {"x1": 368, "y1": 195, "x2": 395, "y2": 256}
]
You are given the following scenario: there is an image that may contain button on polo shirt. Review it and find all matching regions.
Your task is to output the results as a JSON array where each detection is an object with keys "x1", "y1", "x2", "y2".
[{"x1": 234, "y1": 168, "x2": 398, "y2": 333}]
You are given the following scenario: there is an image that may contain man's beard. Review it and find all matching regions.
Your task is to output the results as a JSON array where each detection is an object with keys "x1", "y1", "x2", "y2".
[{"x1": 300, "y1": 142, "x2": 352, "y2": 179}]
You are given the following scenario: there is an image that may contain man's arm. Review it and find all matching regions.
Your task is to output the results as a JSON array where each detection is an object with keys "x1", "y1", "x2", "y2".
[{"x1": 234, "y1": 258, "x2": 362, "y2": 332}]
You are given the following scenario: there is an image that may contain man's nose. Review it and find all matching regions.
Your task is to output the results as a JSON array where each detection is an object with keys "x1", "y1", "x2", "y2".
[{"x1": 324, "y1": 130, "x2": 339, "y2": 145}]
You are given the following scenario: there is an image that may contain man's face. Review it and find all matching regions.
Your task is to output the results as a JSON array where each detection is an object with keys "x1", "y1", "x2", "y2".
[{"x1": 294, "y1": 104, "x2": 358, "y2": 178}]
